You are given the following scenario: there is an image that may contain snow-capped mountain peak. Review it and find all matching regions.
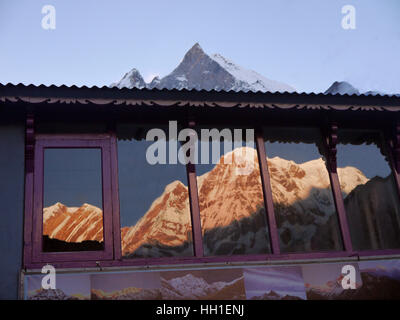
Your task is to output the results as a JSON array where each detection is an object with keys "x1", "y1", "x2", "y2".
[
  {"x1": 111, "y1": 68, "x2": 146, "y2": 89},
  {"x1": 324, "y1": 81, "x2": 360, "y2": 95},
  {"x1": 111, "y1": 43, "x2": 295, "y2": 92},
  {"x1": 160, "y1": 273, "x2": 244, "y2": 299},
  {"x1": 220, "y1": 146, "x2": 258, "y2": 166},
  {"x1": 323, "y1": 80, "x2": 399, "y2": 96},
  {"x1": 210, "y1": 53, "x2": 295, "y2": 93},
  {"x1": 44, "y1": 145, "x2": 387, "y2": 257},
  {"x1": 44, "y1": 146, "x2": 371, "y2": 256},
  {"x1": 43, "y1": 202, "x2": 103, "y2": 243}
]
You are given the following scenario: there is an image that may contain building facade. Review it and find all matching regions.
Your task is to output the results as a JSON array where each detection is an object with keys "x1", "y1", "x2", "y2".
[{"x1": 1, "y1": 83, "x2": 400, "y2": 300}]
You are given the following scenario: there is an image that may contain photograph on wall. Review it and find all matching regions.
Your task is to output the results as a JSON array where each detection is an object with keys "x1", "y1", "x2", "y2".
[
  {"x1": 90, "y1": 271, "x2": 162, "y2": 300},
  {"x1": 25, "y1": 273, "x2": 91, "y2": 300},
  {"x1": 160, "y1": 268, "x2": 245, "y2": 300},
  {"x1": 302, "y1": 262, "x2": 362, "y2": 300},
  {"x1": 243, "y1": 266, "x2": 306, "y2": 300},
  {"x1": 355, "y1": 259, "x2": 400, "y2": 299}
]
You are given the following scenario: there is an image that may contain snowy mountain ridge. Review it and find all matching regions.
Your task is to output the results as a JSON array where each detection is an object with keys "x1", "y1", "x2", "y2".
[
  {"x1": 110, "y1": 43, "x2": 397, "y2": 95},
  {"x1": 43, "y1": 147, "x2": 369, "y2": 256},
  {"x1": 43, "y1": 202, "x2": 103, "y2": 243},
  {"x1": 111, "y1": 43, "x2": 295, "y2": 93}
]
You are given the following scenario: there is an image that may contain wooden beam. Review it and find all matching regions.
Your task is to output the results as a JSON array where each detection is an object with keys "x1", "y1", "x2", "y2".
[
  {"x1": 256, "y1": 131, "x2": 280, "y2": 255},
  {"x1": 323, "y1": 122, "x2": 354, "y2": 253},
  {"x1": 186, "y1": 120, "x2": 204, "y2": 257}
]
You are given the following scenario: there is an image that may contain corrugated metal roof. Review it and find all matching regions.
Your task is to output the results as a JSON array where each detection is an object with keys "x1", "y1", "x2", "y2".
[
  {"x1": 1, "y1": 82, "x2": 399, "y2": 97},
  {"x1": 0, "y1": 82, "x2": 400, "y2": 97}
]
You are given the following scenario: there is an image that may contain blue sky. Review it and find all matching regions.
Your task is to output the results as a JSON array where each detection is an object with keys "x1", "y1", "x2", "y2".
[
  {"x1": 44, "y1": 148, "x2": 103, "y2": 208},
  {"x1": 0, "y1": 0, "x2": 399, "y2": 93}
]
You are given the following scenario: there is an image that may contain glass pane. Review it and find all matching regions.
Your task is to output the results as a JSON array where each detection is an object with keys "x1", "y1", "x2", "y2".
[
  {"x1": 264, "y1": 127, "x2": 343, "y2": 253},
  {"x1": 196, "y1": 128, "x2": 270, "y2": 256},
  {"x1": 117, "y1": 125, "x2": 193, "y2": 258},
  {"x1": 43, "y1": 148, "x2": 104, "y2": 252},
  {"x1": 337, "y1": 130, "x2": 400, "y2": 250}
]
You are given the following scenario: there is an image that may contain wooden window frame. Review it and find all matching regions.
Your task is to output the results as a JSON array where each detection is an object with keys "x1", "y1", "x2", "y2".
[
  {"x1": 26, "y1": 133, "x2": 114, "y2": 264},
  {"x1": 22, "y1": 115, "x2": 400, "y2": 269}
]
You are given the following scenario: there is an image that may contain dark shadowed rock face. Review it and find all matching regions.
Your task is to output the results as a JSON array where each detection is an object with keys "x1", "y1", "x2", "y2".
[
  {"x1": 343, "y1": 175, "x2": 400, "y2": 251},
  {"x1": 155, "y1": 43, "x2": 237, "y2": 91},
  {"x1": 251, "y1": 290, "x2": 303, "y2": 300},
  {"x1": 307, "y1": 272, "x2": 400, "y2": 300},
  {"x1": 324, "y1": 81, "x2": 360, "y2": 95}
]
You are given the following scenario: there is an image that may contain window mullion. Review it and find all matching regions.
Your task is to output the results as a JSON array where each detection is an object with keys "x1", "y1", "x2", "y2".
[
  {"x1": 23, "y1": 112, "x2": 35, "y2": 267},
  {"x1": 322, "y1": 122, "x2": 354, "y2": 254},
  {"x1": 255, "y1": 130, "x2": 280, "y2": 255},
  {"x1": 384, "y1": 121, "x2": 400, "y2": 205},
  {"x1": 186, "y1": 120, "x2": 204, "y2": 258},
  {"x1": 110, "y1": 131, "x2": 122, "y2": 260}
]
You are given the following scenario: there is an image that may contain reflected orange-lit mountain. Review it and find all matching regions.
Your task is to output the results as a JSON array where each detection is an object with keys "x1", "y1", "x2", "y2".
[
  {"x1": 44, "y1": 147, "x2": 375, "y2": 256},
  {"x1": 43, "y1": 202, "x2": 103, "y2": 243}
]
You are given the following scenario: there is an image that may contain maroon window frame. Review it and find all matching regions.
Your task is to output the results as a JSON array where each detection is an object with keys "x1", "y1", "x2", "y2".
[
  {"x1": 22, "y1": 119, "x2": 400, "y2": 269},
  {"x1": 29, "y1": 134, "x2": 114, "y2": 263}
]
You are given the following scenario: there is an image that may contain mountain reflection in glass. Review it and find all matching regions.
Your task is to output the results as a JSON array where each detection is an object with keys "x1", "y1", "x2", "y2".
[
  {"x1": 337, "y1": 130, "x2": 400, "y2": 251},
  {"x1": 196, "y1": 132, "x2": 271, "y2": 256},
  {"x1": 43, "y1": 148, "x2": 104, "y2": 252},
  {"x1": 264, "y1": 127, "x2": 343, "y2": 253},
  {"x1": 117, "y1": 126, "x2": 194, "y2": 258}
]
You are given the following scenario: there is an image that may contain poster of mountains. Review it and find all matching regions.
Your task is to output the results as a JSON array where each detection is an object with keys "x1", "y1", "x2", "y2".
[
  {"x1": 91, "y1": 271, "x2": 162, "y2": 300},
  {"x1": 243, "y1": 266, "x2": 306, "y2": 300},
  {"x1": 356, "y1": 260, "x2": 400, "y2": 299},
  {"x1": 160, "y1": 269, "x2": 245, "y2": 300},
  {"x1": 23, "y1": 259, "x2": 400, "y2": 300},
  {"x1": 26, "y1": 273, "x2": 91, "y2": 300},
  {"x1": 302, "y1": 262, "x2": 363, "y2": 300}
]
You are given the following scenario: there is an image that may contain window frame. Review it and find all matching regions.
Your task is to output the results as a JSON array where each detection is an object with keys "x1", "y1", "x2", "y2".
[
  {"x1": 29, "y1": 134, "x2": 114, "y2": 263},
  {"x1": 23, "y1": 120, "x2": 400, "y2": 269},
  {"x1": 334, "y1": 128, "x2": 400, "y2": 253},
  {"x1": 260, "y1": 127, "x2": 347, "y2": 254},
  {"x1": 115, "y1": 128, "x2": 198, "y2": 261}
]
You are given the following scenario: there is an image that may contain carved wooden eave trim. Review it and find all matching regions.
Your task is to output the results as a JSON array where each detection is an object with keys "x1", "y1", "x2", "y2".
[
  {"x1": 1, "y1": 95, "x2": 400, "y2": 111},
  {"x1": 25, "y1": 113, "x2": 35, "y2": 173},
  {"x1": 325, "y1": 122, "x2": 338, "y2": 173},
  {"x1": 391, "y1": 121, "x2": 400, "y2": 173}
]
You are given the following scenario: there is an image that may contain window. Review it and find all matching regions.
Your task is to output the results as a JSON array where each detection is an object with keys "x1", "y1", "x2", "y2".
[
  {"x1": 42, "y1": 148, "x2": 104, "y2": 252},
  {"x1": 337, "y1": 130, "x2": 400, "y2": 251},
  {"x1": 263, "y1": 127, "x2": 343, "y2": 253},
  {"x1": 195, "y1": 127, "x2": 271, "y2": 256},
  {"x1": 117, "y1": 124, "x2": 194, "y2": 258},
  {"x1": 31, "y1": 135, "x2": 114, "y2": 262},
  {"x1": 24, "y1": 123, "x2": 400, "y2": 268}
]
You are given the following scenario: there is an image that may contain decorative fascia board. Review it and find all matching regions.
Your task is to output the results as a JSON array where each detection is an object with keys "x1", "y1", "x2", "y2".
[{"x1": 1, "y1": 95, "x2": 400, "y2": 112}]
